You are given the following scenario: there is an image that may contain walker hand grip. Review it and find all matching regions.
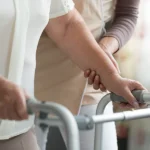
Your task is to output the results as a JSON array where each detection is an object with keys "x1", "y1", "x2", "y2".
[
  {"x1": 110, "y1": 90, "x2": 150, "y2": 104},
  {"x1": 26, "y1": 98, "x2": 39, "y2": 115}
]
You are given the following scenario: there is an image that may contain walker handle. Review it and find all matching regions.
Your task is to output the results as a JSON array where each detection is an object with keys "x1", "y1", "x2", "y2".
[{"x1": 110, "y1": 90, "x2": 150, "y2": 104}]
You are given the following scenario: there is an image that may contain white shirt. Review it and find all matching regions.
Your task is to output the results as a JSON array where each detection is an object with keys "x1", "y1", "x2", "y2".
[{"x1": 0, "y1": 0, "x2": 74, "y2": 140}]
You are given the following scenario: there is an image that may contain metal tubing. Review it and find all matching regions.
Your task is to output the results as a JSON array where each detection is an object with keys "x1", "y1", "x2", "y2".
[
  {"x1": 36, "y1": 117, "x2": 63, "y2": 127},
  {"x1": 94, "y1": 90, "x2": 150, "y2": 150},
  {"x1": 26, "y1": 90, "x2": 150, "y2": 150},
  {"x1": 123, "y1": 108, "x2": 150, "y2": 120},
  {"x1": 110, "y1": 90, "x2": 150, "y2": 104},
  {"x1": 93, "y1": 113, "x2": 125, "y2": 123},
  {"x1": 94, "y1": 94, "x2": 111, "y2": 150},
  {"x1": 92, "y1": 108, "x2": 150, "y2": 123},
  {"x1": 27, "y1": 100, "x2": 80, "y2": 150}
]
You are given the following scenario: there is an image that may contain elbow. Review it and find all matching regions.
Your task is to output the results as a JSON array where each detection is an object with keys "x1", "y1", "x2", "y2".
[
  {"x1": 45, "y1": 8, "x2": 79, "y2": 44},
  {"x1": 61, "y1": 9, "x2": 85, "y2": 40},
  {"x1": 45, "y1": 8, "x2": 85, "y2": 47}
]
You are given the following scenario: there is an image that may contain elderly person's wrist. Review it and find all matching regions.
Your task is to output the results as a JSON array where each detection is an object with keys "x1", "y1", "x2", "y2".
[
  {"x1": 99, "y1": 37, "x2": 120, "y2": 74},
  {"x1": 99, "y1": 37, "x2": 119, "y2": 54}
]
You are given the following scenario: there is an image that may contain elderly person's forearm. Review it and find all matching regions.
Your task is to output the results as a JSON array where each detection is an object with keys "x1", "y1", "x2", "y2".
[{"x1": 45, "y1": 8, "x2": 118, "y2": 77}]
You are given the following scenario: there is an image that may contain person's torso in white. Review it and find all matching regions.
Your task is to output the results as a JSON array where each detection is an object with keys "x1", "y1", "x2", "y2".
[{"x1": 0, "y1": 0, "x2": 74, "y2": 140}]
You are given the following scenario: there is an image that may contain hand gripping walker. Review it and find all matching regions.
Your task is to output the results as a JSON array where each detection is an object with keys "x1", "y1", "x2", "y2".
[{"x1": 27, "y1": 90, "x2": 150, "y2": 150}]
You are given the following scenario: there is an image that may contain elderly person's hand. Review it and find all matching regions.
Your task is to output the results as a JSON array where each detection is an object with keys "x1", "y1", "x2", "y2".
[
  {"x1": 113, "y1": 101, "x2": 148, "y2": 110},
  {"x1": 84, "y1": 37, "x2": 148, "y2": 109},
  {"x1": 0, "y1": 76, "x2": 28, "y2": 120},
  {"x1": 85, "y1": 67, "x2": 148, "y2": 109},
  {"x1": 84, "y1": 37, "x2": 120, "y2": 91}
]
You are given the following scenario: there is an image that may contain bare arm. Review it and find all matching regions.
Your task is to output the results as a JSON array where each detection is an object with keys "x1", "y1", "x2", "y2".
[
  {"x1": 45, "y1": 8, "x2": 145, "y2": 108},
  {"x1": 0, "y1": 0, "x2": 143, "y2": 120},
  {"x1": 45, "y1": 9, "x2": 118, "y2": 77}
]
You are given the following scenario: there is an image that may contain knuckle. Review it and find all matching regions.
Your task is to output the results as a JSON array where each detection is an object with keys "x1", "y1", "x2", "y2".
[
  {"x1": 130, "y1": 80, "x2": 138, "y2": 85},
  {"x1": 135, "y1": 81, "x2": 141, "y2": 86},
  {"x1": 117, "y1": 87, "x2": 127, "y2": 95},
  {"x1": 13, "y1": 85, "x2": 20, "y2": 92}
]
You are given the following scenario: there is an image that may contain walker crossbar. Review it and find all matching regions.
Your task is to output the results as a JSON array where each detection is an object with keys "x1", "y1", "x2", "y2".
[{"x1": 26, "y1": 90, "x2": 150, "y2": 150}]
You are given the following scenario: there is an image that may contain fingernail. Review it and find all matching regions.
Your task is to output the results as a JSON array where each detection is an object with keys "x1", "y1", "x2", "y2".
[{"x1": 133, "y1": 102, "x2": 139, "y2": 109}]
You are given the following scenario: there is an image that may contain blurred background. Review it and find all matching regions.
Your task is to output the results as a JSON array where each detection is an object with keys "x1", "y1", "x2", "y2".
[{"x1": 114, "y1": 0, "x2": 150, "y2": 149}]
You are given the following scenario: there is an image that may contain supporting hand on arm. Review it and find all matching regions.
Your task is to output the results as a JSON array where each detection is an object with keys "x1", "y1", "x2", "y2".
[{"x1": 85, "y1": 0, "x2": 141, "y2": 92}]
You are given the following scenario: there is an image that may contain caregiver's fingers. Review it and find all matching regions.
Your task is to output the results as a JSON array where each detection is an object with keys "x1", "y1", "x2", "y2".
[
  {"x1": 99, "y1": 84, "x2": 107, "y2": 92},
  {"x1": 88, "y1": 71, "x2": 96, "y2": 85},
  {"x1": 84, "y1": 69, "x2": 91, "y2": 78},
  {"x1": 93, "y1": 75, "x2": 100, "y2": 90}
]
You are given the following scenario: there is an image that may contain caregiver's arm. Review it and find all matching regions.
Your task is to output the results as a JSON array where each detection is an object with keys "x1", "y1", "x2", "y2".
[
  {"x1": 45, "y1": 8, "x2": 145, "y2": 108},
  {"x1": 102, "y1": 0, "x2": 140, "y2": 50},
  {"x1": 86, "y1": 0, "x2": 140, "y2": 90},
  {"x1": 98, "y1": 0, "x2": 140, "y2": 70}
]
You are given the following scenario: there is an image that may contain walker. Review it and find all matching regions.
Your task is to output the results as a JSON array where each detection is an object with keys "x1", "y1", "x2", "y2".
[{"x1": 27, "y1": 90, "x2": 150, "y2": 150}]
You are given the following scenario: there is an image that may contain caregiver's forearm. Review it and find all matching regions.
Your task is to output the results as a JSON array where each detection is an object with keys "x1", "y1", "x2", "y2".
[
  {"x1": 99, "y1": 37, "x2": 119, "y2": 54},
  {"x1": 103, "y1": 0, "x2": 140, "y2": 48},
  {"x1": 45, "y1": 8, "x2": 118, "y2": 76}
]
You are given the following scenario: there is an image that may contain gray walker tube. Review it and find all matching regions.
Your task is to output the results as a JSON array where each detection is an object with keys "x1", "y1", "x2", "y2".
[
  {"x1": 27, "y1": 101, "x2": 80, "y2": 150},
  {"x1": 94, "y1": 90, "x2": 150, "y2": 150},
  {"x1": 27, "y1": 90, "x2": 150, "y2": 150}
]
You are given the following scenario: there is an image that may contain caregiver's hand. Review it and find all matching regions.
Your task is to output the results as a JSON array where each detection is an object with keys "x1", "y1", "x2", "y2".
[
  {"x1": 84, "y1": 70, "x2": 107, "y2": 91},
  {"x1": 0, "y1": 76, "x2": 28, "y2": 120}
]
